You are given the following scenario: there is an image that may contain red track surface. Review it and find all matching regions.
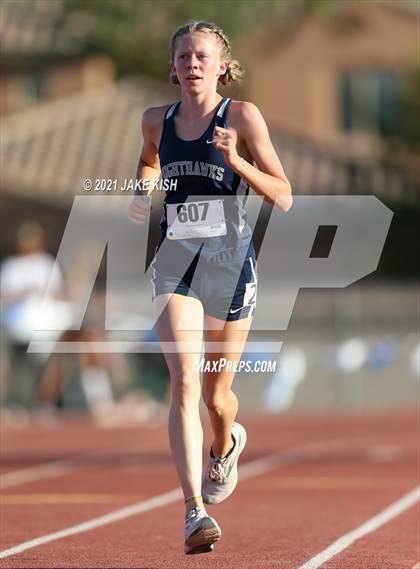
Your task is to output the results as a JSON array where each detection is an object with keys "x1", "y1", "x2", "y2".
[{"x1": 0, "y1": 411, "x2": 419, "y2": 569}]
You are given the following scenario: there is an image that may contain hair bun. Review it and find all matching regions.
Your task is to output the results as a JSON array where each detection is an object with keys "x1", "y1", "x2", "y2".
[{"x1": 220, "y1": 59, "x2": 243, "y2": 85}]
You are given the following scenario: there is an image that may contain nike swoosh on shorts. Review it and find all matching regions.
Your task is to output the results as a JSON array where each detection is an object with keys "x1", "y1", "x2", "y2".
[{"x1": 229, "y1": 306, "x2": 244, "y2": 314}]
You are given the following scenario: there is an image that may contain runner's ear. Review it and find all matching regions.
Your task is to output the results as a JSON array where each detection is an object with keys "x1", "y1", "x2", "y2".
[{"x1": 219, "y1": 61, "x2": 228, "y2": 77}]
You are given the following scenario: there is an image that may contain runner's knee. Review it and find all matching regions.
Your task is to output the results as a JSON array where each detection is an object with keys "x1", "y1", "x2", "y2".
[
  {"x1": 202, "y1": 386, "x2": 230, "y2": 414},
  {"x1": 170, "y1": 371, "x2": 200, "y2": 405}
]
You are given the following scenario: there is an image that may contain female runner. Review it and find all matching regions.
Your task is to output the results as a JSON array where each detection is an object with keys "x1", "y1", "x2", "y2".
[{"x1": 128, "y1": 20, "x2": 292, "y2": 554}]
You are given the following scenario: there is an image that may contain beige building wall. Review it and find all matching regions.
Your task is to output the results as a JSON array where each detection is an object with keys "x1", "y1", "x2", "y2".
[
  {"x1": 44, "y1": 56, "x2": 116, "y2": 100},
  {"x1": 0, "y1": 56, "x2": 115, "y2": 116},
  {"x1": 240, "y1": 5, "x2": 419, "y2": 154}
]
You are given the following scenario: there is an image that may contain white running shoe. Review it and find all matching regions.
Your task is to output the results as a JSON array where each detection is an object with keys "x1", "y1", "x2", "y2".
[
  {"x1": 184, "y1": 507, "x2": 221, "y2": 554},
  {"x1": 202, "y1": 422, "x2": 247, "y2": 505}
]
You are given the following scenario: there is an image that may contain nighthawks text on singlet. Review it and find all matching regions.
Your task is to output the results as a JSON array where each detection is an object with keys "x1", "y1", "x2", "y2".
[{"x1": 160, "y1": 160, "x2": 225, "y2": 181}]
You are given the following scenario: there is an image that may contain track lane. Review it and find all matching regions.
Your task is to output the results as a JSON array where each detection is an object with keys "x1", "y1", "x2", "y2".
[
  {"x1": 0, "y1": 411, "x2": 417, "y2": 568},
  {"x1": 319, "y1": 504, "x2": 420, "y2": 569},
  {"x1": 1, "y1": 437, "x2": 359, "y2": 564},
  {"x1": 2, "y1": 462, "x2": 416, "y2": 568}
]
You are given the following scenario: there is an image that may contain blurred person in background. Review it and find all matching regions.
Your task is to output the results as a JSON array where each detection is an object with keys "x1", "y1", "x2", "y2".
[
  {"x1": 34, "y1": 287, "x2": 117, "y2": 421},
  {"x1": 34, "y1": 266, "x2": 162, "y2": 427},
  {"x1": 0, "y1": 221, "x2": 65, "y2": 412},
  {"x1": 0, "y1": 223, "x2": 119, "y2": 423}
]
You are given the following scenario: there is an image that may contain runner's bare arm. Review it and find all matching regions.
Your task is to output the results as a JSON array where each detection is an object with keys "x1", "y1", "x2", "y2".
[
  {"x1": 213, "y1": 102, "x2": 292, "y2": 212},
  {"x1": 136, "y1": 107, "x2": 165, "y2": 193},
  {"x1": 128, "y1": 107, "x2": 166, "y2": 224}
]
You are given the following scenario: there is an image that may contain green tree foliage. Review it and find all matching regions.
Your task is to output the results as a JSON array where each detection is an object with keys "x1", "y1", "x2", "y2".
[
  {"x1": 397, "y1": 65, "x2": 420, "y2": 150},
  {"x1": 64, "y1": 0, "x2": 286, "y2": 78},
  {"x1": 63, "y1": 0, "x2": 419, "y2": 153}
]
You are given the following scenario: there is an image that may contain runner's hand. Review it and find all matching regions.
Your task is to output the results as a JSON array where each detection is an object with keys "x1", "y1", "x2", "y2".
[
  {"x1": 128, "y1": 195, "x2": 151, "y2": 224},
  {"x1": 212, "y1": 126, "x2": 239, "y2": 168}
]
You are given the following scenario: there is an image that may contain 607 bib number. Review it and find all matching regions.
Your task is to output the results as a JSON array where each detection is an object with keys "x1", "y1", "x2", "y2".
[
  {"x1": 167, "y1": 199, "x2": 227, "y2": 240},
  {"x1": 176, "y1": 202, "x2": 209, "y2": 224}
]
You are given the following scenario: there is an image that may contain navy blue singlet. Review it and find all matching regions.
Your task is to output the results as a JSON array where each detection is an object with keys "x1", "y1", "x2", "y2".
[{"x1": 158, "y1": 97, "x2": 253, "y2": 262}]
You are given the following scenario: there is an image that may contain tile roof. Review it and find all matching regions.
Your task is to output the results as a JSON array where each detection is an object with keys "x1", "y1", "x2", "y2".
[
  {"x1": 1, "y1": 80, "x2": 169, "y2": 207},
  {"x1": 0, "y1": 0, "x2": 92, "y2": 56},
  {"x1": 1, "y1": 79, "x2": 416, "y2": 206}
]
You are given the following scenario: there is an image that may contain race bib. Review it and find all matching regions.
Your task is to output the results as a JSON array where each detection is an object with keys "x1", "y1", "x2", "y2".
[{"x1": 166, "y1": 200, "x2": 227, "y2": 240}]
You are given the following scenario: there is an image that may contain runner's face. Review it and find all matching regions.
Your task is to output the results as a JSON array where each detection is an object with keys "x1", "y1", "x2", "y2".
[{"x1": 172, "y1": 32, "x2": 227, "y2": 93}]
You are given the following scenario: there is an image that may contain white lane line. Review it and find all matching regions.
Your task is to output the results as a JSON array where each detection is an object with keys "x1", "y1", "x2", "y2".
[
  {"x1": 364, "y1": 445, "x2": 403, "y2": 463},
  {"x1": 298, "y1": 485, "x2": 420, "y2": 569},
  {"x1": 0, "y1": 459, "x2": 78, "y2": 490},
  {"x1": 1, "y1": 438, "x2": 148, "y2": 490},
  {"x1": 0, "y1": 438, "x2": 343, "y2": 559},
  {"x1": 0, "y1": 438, "x2": 370, "y2": 490},
  {"x1": 239, "y1": 439, "x2": 339, "y2": 480},
  {"x1": 0, "y1": 488, "x2": 183, "y2": 559}
]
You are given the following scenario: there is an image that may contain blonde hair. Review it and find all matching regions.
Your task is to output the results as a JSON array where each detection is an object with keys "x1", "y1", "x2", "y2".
[{"x1": 169, "y1": 21, "x2": 243, "y2": 86}]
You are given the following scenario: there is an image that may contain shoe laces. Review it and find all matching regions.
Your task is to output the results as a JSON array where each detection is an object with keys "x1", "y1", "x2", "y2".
[
  {"x1": 186, "y1": 507, "x2": 201, "y2": 524},
  {"x1": 209, "y1": 457, "x2": 228, "y2": 483}
]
